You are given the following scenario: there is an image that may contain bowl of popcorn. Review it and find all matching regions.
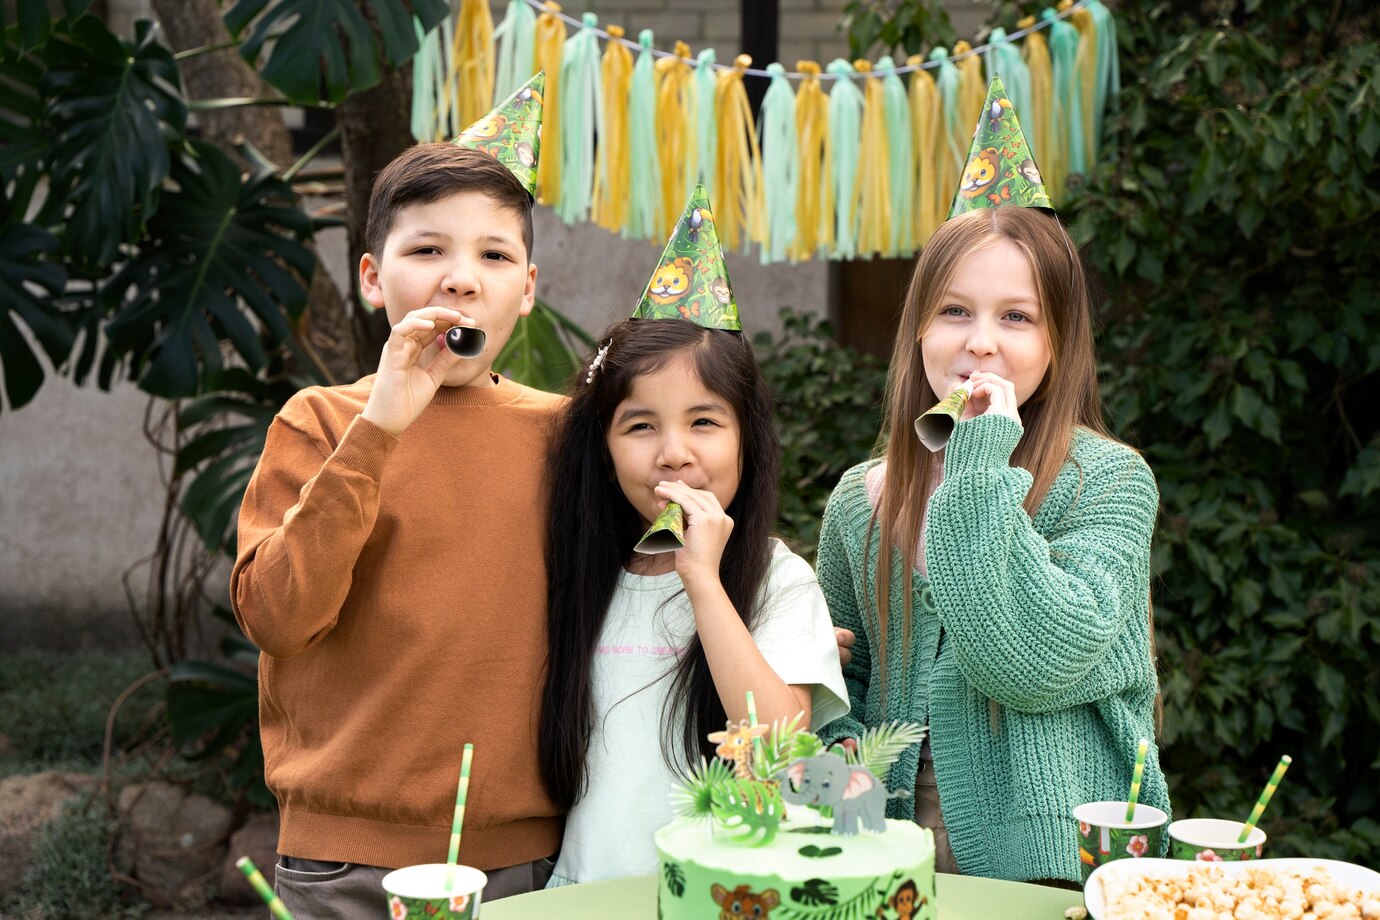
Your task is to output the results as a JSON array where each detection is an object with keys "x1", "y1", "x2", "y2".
[{"x1": 1084, "y1": 857, "x2": 1380, "y2": 920}]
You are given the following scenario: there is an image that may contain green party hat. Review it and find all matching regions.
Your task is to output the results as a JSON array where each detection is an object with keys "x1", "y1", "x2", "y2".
[
  {"x1": 453, "y1": 71, "x2": 545, "y2": 197},
  {"x1": 946, "y1": 75, "x2": 1053, "y2": 219},
  {"x1": 632, "y1": 184, "x2": 741, "y2": 331}
]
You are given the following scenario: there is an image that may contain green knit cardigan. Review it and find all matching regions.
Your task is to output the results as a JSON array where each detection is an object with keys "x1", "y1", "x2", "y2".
[{"x1": 816, "y1": 413, "x2": 1171, "y2": 883}]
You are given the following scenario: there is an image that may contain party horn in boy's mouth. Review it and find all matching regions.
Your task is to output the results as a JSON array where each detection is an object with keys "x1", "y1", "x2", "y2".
[
  {"x1": 914, "y1": 383, "x2": 972, "y2": 452},
  {"x1": 634, "y1": 501, "x2": 685, "y2": 554},
  {"x1": 444, "y1": 325, "x2": 487, "y2": 359}
]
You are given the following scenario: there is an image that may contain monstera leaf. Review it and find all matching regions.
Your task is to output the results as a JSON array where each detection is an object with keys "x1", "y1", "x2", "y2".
[
  {"x1": 224, "y1": 0, "x2": 449, "y2": 103},
  {"x1": 494, "y1": 298, "x2": 596, "y2": 393},
  {"x1": 0, "y1": 28, "x2": 48, "y2": 198},
  {"x1": 42, "y1": 16, "x2": 185, "y2": 268},
  {"x1": 105, "y1": 141, "x2": 316, "y2": 399},
  {"x1": 0, "y1": 219, "x2": 71, "y2": 411},
  {"x1": 0, "y1": 0, "x2": 93, "y2": 50},
  {"x1": 177, "y1": 368, "x2": 308, "y2": 554}
]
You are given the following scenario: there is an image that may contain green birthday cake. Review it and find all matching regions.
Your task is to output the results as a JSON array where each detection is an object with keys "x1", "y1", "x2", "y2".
[{"x1": 654, "y1": 717, "x2": 936, "y2": 920}]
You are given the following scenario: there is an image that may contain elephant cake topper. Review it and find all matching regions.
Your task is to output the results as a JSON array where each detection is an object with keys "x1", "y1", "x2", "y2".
[{"x1": 671, "y1": 709, "x2": 927, "y2": 845}]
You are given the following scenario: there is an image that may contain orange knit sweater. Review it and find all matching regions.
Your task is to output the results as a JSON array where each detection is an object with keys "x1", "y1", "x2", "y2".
[{"x1": 231, "y1": 375, "x2": 566, "y2": 870}]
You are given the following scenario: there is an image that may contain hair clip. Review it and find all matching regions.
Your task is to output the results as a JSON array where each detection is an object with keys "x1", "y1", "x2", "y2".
[{"x1": 585, "y1": 340, "x2": 612, "y2": 384}]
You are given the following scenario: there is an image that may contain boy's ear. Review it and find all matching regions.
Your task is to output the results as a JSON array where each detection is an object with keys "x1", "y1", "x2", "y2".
[
  {"x1": 519, "y1": 261, "x2": 537, "y2": 318},
  {"x1": 359, "y1": 253, "x2": 386, "y2": 310}
]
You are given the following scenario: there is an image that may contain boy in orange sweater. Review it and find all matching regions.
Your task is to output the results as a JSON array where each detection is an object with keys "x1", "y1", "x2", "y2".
[{"x1": 231, "y1": 77, "x2": 562, "y2": 915}]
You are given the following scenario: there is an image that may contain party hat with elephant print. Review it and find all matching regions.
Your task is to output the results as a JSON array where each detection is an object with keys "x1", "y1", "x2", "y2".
[
  {"x1": 452, "y1": 71, "x2": 544, "y2": 197},
  {"x1": 631, "y1": 184, "x2": 741, "y2": 332},
  {"x1": 946, "y1": 75, "x2": 1053, "y2": 219}
]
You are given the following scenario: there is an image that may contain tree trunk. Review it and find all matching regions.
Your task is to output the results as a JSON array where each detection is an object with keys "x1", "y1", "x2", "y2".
[
  {"x1": 150, "y1": 0, "x2": 362, "y2": 384},
  {"x1": 337, "y1": 66, "x2": 417, "y2": 365}
]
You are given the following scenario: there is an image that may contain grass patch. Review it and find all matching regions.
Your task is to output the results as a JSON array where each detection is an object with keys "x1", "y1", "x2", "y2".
[
  {"x1": 0, "y1": 650, "x2": 160, "y2": 772},
  {"x1": 3, "y1": 791, "x2": 145, "y2": 919}
]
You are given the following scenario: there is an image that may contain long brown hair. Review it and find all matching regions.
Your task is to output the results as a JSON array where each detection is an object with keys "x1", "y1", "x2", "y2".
[{"x1": 871, "y1": 207, "x2": 1112, "y2": 691}]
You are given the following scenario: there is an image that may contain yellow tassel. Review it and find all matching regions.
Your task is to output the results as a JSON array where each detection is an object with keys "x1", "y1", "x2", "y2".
[
  {"x1": 592, "y1": 24, "x2": 632, "y2": 231},
  {"x1": 1068, "y1": 3, "x2": 1100, "y2": 168},
  {"x1": 907, "y1": 58, "x2": 943, "y2": 246},
  {"x1": 854, "y1": 60, "x2": 890, "y2": 258},
  {"x1": 952, "y1": 40, "x2": 986, "y2": 124},
  {"x1": 1020, "y1": 15, "x2": 1061, "y2": 203},
  {"x1": 792, "y1": 60, "x2": 830, "y2": 261},
  {"x1": 656, "y1": 42, "x2": 696, "y2": 239},
  {"x1": 714, "y1": 54, "x2": 765, "y2": 252},
  {"x1": 534, "y1": 2, "x2": 567, "y2": 206},
  {"x1": 455, "y1": 0, "x2": 495, "y2": 129}
]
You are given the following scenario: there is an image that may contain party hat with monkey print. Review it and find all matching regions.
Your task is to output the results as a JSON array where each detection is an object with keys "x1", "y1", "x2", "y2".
[
  {"x1": 452, "y1": 71, "x2": 544, "y2": 197},
  {"x1": 631, "y1": 184, "x2": 741, "y2": 332},
  {"x1": 947, "y1": 75, "x2": 1053, "y2": 219}
]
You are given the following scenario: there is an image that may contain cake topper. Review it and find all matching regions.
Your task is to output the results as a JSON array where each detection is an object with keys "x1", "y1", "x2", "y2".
[{"x1": 671, "y1": 709, "x2": 927, "y2": 844}]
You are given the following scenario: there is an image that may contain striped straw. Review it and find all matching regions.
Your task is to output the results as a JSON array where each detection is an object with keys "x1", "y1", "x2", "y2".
[
  {"x1": 1238, "y1": 754, "x2": 1291, "y2": 842},
  {"x1": 746, "y1": 690, "x2": 764, "y2": 766},
  {"x1": 447, "y1": 743, "x2": 475, "y2": 893},
  {"x1": 1125, "y1": 738, "x2": 1149, "y2": 823},
  {"x1": 236, "y1": 856, "x2": 295, "y2": 920}
]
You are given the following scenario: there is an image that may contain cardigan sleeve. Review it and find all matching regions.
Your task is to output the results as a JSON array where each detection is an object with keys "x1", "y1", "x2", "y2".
[
  {"x1": 925, "y1": 414, "x2": 1158, "y2": 714},
  {"x1": 230, "y1": 402, "x2": 398, "y2": 659},
  {"x1": 814, "y1": 469, "x2": 873, "y2": 745}
]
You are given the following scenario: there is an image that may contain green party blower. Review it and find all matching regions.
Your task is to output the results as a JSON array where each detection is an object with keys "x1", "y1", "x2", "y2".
[
  {"x1": 236, "y1": 856, "x2": 295, "y2": 920},
  {"x1": 634, "y1": 501, "x2": 685, "y2": 554},
  {"x1": 1238, "y1": 754, "x2": 1291, "y2": 843},
  {"x1": 914, "y1": 383, "x2": 971, "y2": 452},
  {"x1": 1125, "y1": 738, "x2": 1149, "y2": 823},
  {"x1": 447, "y1": 743, "x2": 475, "y2": 894}
]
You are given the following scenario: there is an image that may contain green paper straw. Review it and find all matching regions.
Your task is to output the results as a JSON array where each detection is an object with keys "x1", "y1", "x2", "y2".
[
  {"x1": 447, "y1": 743, "x2": 474, "y2": 893},
  {"x1": 746, "y1": 690, "x2": 764, "y2": 768},
  {"x1": 236, "y1": 856, "x2": 295, "y2": 920},
  {"x1": 1125, "y1": 738, "x2": 1149, "y2": 823},
  {"x1": 1239, "y1": 754, "x2": 1291, "y2": 842}
]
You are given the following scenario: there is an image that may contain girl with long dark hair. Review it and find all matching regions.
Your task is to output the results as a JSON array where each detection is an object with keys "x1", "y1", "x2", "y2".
[{"x1": 539, "y1": 317, "x2": 848, "y2": 885}]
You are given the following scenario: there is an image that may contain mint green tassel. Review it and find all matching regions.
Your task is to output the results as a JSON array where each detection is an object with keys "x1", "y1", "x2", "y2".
[
  {"x1": 826, "y1": 59, "x2": 862, "y2": 259},
  {"x1": 1043, "y1": 8, "x2": 1085, "y2": 175},
  {"x1": 878, "y1": 55, "x2": 912, "y2": 255},
  {"x1": 557, "y1": 12, "x2": 602, "y2": 224},
  {"x1": 986, "y1": 28, "x2": 1033, "y2": 153},
  {"x1": 758, "y1": 63, "x2": 798, "y2": 264},
  {"x1": 695, "y1": 48, "x2": 718, "y2": 191},
  {"x1": 410, "y1": 17, "x2": 442, "y2": 141},
  {"x1": 931, "y1": 47, "x2": 964, "y2": 169},
  {"x1": 1086, "y1": 0, "x2": 1121, "y2": 158},
  {"x1": 493, "y1": 0, "x2": 536, "y2": 103},
  {"x1": 626, "y1": 29, "x2": 661, "y2": 239}
]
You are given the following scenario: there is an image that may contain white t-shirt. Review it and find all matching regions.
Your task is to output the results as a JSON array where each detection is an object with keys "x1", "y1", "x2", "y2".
[{"x1": 548, "y1": 539, "x2": 850, "y2": 886}]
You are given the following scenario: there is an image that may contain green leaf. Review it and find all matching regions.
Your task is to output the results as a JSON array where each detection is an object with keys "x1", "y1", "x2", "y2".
[
  {"x1": 104, "y1": 142, "x2": 315, "y2": 399},
  {"x1": 165, "y1": 660, "x2": 257, "y2": 753},
  {"x1": 709, "y1": 778, "x2": 784, "y2": 846},
  {"x1": 849, "y1": 720, "x2": 927, "y2": 780},
  {"x1": 43, "y1": 17, "x2": 186, "y2": 268},
  {"x1": 225, "y1": 0, "x2": 449, "y2": 104},
  {"x1": 0, "y1": 219, "x2": 72, "y2": 411},
  {"x1": 494, "y1": 298, "x2": 595, "y2": 393}
]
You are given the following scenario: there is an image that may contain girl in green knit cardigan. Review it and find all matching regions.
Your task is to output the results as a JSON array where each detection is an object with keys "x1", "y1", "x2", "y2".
[{"x1": 816, "y1": 206, "x2": 1171, "y2": 885}]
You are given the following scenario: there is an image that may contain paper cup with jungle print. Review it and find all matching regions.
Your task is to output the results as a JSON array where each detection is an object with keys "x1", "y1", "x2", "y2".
[
  {"x1": 1168, "y1": 818, "x2": 1267, "y2": 863},
  {"x1": 1074, "y1": 801, "x2": 1168, "y2": 884},
  {"x1": 381, "y1": 864, "x2": 487, "y2": 919}
]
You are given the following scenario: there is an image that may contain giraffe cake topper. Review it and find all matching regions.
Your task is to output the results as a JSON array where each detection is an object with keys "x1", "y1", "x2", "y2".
[
  {"x1": 452, "y1": 71, "x2": 545, "y2": 198},
  {"x1": 946, "y1": 75, "x2": 1054, "y2": 219}
]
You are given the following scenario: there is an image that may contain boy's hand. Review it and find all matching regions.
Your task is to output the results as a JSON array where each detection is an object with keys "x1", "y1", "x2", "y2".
[{"x1": 362, "y1": 306, "x2": 472, "y2": 437}]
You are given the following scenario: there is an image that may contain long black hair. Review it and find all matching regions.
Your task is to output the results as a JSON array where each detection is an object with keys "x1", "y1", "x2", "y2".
[{"x1": 538, "y1": 318, "x2": 781, "y2": 810}]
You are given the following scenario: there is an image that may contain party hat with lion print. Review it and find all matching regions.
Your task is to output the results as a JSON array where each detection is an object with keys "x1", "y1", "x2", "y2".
[
  {"x1": 947, "y1": 75, "x2": 1053, "y2": 219},
  {"x1": 631, "y1": 184, "x2": 741, "y2": 332},
  {"x1": 452, "y1": 71, "x2": 544, "y2": 197}
]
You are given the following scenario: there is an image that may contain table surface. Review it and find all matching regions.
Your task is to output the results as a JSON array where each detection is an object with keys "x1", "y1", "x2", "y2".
[{"x1": 483, "y1": 873, "x2": 1084, "y2": 919}]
